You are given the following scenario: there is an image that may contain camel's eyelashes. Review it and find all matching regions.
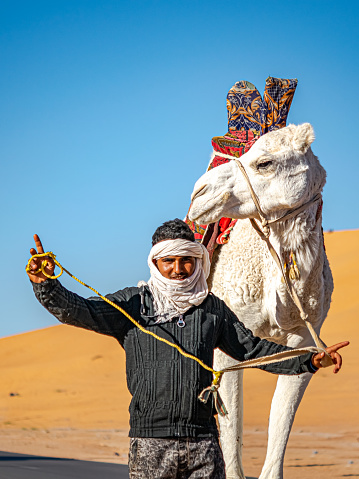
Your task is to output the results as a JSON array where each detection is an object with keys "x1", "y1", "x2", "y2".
[{"x1": 257, "y1": 160, "x2": 273, "y2": 170}]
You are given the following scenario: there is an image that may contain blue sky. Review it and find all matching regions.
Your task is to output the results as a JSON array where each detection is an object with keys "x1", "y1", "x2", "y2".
[{"x1": 1, "y1": 0, "x2": 358, "y2": 337}]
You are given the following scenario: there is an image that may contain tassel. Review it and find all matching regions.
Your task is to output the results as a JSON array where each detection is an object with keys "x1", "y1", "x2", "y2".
[
  {"x1": 198, "y1": 385, "x2": 213, "y2": 404},
  {"x1": 288, "y1": 252, "x2": 300, "y2": 282},
  {"x1": 283, "y1": 252, "x2": 301, "y2": 283},
  {"x1": 198, "y1": 372, "x2": 228, "y2": 417},
  {"x1": 214, "y1": 389, "x2": 228, "y2": 417}
]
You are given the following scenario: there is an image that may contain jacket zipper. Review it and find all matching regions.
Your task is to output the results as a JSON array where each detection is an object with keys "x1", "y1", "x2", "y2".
[
  {"x1": 175, "y1": 320, "x2": 183, "y2": 437},
  {"x1": 177, "y1": 314, "x2": 185, "y2": 327}
]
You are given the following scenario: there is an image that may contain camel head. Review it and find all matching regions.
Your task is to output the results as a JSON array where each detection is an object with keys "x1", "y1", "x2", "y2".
[{"x1": 188, "y1": 123, "x2": 327, "y2": 225}]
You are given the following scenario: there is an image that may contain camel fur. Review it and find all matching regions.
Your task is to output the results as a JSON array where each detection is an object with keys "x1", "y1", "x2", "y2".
[{"x1": 188, "y1": 123, "x2": 333, "y2": 479}]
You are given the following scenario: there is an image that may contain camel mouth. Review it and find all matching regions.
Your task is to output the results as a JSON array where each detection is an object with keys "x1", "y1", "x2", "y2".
[
  {"x1": 188, "y1": 190, "x2": 230, "y2": 223},
  {"x1": 188, "y1": 206, "x2": 213, "y2": 223}
]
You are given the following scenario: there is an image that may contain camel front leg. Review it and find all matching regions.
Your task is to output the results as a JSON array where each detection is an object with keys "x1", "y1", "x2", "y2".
[
  {"x1": 259, "y1": 372, "x2": 312, "y2": 479},
  {"x1": 214, "y1": 349, "x2": 245, "y2": 479}
]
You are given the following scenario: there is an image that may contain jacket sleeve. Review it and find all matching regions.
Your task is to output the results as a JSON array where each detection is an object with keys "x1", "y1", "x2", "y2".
[
  {"x1": 32, "y1": 278, "x2": 134, "y2": 340},
  {"x1": 216, "y1": 301, "x2": 317, "y2": 375}
]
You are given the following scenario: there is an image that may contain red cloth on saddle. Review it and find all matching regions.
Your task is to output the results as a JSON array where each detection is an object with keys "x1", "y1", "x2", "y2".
[{"x1": 210, "y1": 130, "x2": 259, "y2": 170}]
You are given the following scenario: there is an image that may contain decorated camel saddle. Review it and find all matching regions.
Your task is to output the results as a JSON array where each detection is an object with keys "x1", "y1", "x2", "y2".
[{"x1": 186, "y1": 77, "x2": 298, "y2": 258}]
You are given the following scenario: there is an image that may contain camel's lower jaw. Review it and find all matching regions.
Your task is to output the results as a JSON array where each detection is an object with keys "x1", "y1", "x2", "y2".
[
  {"x1": 188, "y1": 209, "x2": 210, "y2": 224},
  {"x1": 189, "y1": 192, "x2": 232, "y2": 224},
  {"x1": 188, "y1": 206, "x2": 221, "y2": 225},
  {"x1": 188, "y1": 200, "x2": 216, "y2": 223},
  {"x1": 187, "y1": 211, "x2": 206, "y2": 224}
]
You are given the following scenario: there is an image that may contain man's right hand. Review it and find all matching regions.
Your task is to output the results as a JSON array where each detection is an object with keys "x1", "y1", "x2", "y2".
[{"x1": 27, "y1": 234, "x2": 55, "y2": 283}]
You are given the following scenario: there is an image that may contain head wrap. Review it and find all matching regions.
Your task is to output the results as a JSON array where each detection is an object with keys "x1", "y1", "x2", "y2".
[{"x1": 144, "y1": 239, "x2": 210, "y2": 323}]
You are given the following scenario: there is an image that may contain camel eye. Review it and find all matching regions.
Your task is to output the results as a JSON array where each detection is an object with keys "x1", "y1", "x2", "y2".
[{"x1": 257, "y1": 160, "x2": 273, "y2": 170}]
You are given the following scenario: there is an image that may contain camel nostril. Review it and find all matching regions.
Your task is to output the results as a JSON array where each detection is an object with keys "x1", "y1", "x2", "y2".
[{"x1": 191, "y1": 184, "x2": 208, "y2": 201}]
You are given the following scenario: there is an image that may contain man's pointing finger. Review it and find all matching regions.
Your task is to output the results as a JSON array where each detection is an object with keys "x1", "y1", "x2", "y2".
[
  {"x1": 33, "y1": 234, "x2": 44, "y2": 254},
  {"x1": 326, "y1": 341, "x2": 350, "y2": 354}
]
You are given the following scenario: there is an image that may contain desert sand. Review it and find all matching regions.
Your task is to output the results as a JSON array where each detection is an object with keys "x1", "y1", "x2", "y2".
[{"x1": 0, "y1": 230, "x2": 358, "y2": 478}]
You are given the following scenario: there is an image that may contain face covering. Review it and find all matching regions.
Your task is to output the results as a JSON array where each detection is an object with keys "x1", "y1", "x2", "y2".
[{"x1": 144, "y1": 239, "x2": 210, "y2": 323}]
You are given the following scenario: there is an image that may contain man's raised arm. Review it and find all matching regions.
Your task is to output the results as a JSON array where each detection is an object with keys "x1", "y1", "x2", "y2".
[{"x1": 26, "y1": 234, "x2": 133, "y2": 340}]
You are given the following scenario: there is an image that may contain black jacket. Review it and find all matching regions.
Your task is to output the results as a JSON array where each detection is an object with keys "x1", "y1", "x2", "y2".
[{"x1": 33, "y1": 279, "x2": 315, "y2": 438}]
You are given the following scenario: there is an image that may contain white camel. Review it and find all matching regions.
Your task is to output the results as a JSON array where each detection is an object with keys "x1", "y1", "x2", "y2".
[{"x1": 188, "y1": 123, "x2": 333, "y2": 479}]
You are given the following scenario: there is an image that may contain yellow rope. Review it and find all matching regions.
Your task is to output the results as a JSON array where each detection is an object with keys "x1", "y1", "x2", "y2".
[
  {"x1": 26, "y1": 251, "x2": 323, "y2": 416},
  {"x1": 26, "y1": 252, "x2": 223, "y2": 382}
]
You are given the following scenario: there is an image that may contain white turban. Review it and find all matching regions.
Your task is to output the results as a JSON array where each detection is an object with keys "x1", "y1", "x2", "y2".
[{"x1": 144, "y1": 239, "x2": 210, "y2": 323}]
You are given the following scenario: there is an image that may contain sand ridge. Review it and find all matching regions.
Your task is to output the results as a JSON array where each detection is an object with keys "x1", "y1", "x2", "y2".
[{"x1": 0, "y1": 230, "x2": 358, "y2": 478}]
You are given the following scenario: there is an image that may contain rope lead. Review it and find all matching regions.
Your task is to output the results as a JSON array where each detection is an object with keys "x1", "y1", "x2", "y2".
[
  {"x1": 26, "y1": 252, "x2": 230, "y2": 416},
  {"x1": 26, "y1": 252, "x2": 328, "y2": 417}
]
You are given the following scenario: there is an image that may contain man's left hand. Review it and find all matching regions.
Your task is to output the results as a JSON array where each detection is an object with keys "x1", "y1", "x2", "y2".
[{"x1": 311, "y1": 341, "x2": 349, "y2": 374}]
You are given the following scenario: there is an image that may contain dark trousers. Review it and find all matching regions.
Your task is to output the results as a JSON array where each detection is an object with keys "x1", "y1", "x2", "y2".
[{"x1": 128, "y1": 436, "x2": 226, "y2": 479}]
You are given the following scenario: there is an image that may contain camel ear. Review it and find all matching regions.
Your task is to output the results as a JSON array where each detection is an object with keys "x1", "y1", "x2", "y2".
[{"x1": 293, "y1": 123, "x2": 315, "y2": 153}]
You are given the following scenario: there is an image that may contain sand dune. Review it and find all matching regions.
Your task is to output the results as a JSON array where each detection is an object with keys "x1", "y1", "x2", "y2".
[{"x1": 0, "y1": 230, "x2": 358, "y2": 477}]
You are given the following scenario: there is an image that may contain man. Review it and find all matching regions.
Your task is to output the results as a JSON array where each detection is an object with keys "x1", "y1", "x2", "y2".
[{"x1": 27, "y1": 219, "x2": 348, "y2": 479}]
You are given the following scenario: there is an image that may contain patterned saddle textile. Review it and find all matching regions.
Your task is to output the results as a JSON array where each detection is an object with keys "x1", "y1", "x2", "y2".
[
  {"x1": 227, "y1": 77, "x2": 297, "y2": 134},
  {"x1": 186, "y1": 77, "x2": 297, "y2": 255}
]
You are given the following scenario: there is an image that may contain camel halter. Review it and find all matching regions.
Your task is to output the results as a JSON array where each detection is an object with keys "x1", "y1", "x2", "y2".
[{"x1": 211, "y1": 150, "x2": 332, "y2": 368}]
